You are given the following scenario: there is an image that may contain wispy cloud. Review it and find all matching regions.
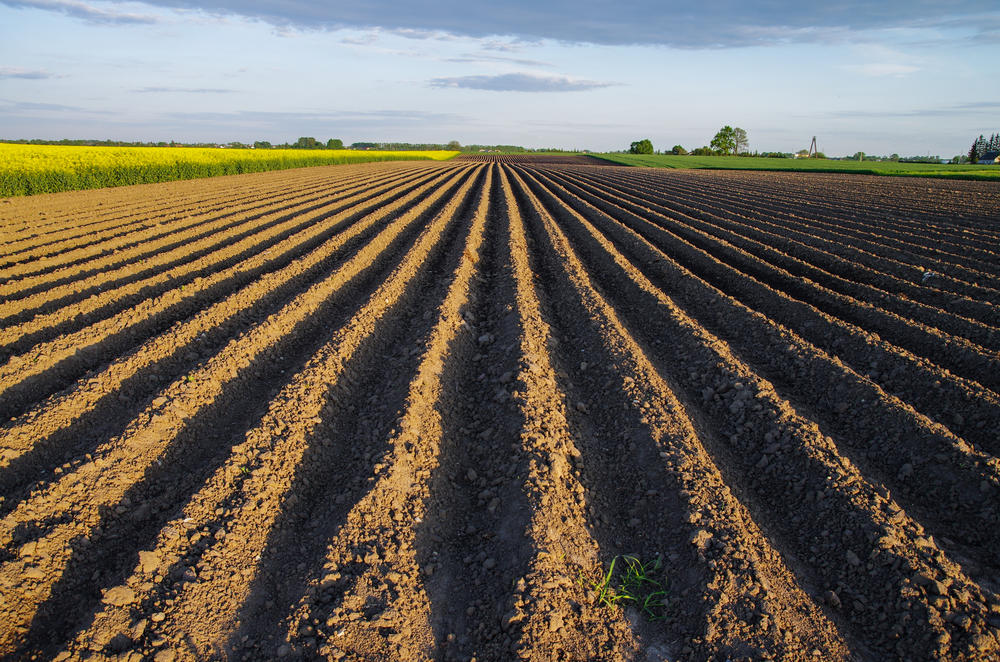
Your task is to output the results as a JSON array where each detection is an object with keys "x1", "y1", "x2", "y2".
[
  {"x1": 0, "y1": 66, "x2": 59, "y2": 79},
  {"x1": 828, "y1": 101, "x2": 999, "y2": 119},
  {"x1": 843, "y1": 62, "x2": 920, "y2": 77},
  {"x1": 0, "y1": 98, "x2": 106, "y2": 113},
  {"x1": 132, "y1": 86, "x2": 235, "y2": 93},
  {"x1": 163, "y1": 108, "x2": 465, "y2": 127},
  {"x1": 340, "y1": 32, "x2": 377, "y2": 46},
  {"x1": 3, "y1": 0, "x2": 160, "y2": 24},
  {"x1": 443, "y1": 53, "x2": 550, "y2": 67},
  {"x1": 430, "y1": 72, "x2": 616, "y2": 92}
]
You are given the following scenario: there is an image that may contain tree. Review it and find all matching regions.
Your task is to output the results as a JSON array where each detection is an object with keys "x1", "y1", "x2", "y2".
[
  {"x1": 852, "y1": 151, "x2": 864, "y2": 161},
  {"x1": 629, "y1": 139, "x2": 654, "y2": 154},
  {"x1": 691, "y1": 146, "x2": 716, "y2": 156},
  {"x1": 294, "y1": 137, "x2": 318, "y2": 149},
  {"x1": 733, "y1": 127, "x2": 748, "y2": 155},
  {"x1": 710, "y1": 126, "x2": 736, "y2": 155},
  {"x1": 969, "y1": 134, "x2": 987, "y2": 163},
  {"x1": 327, "y1": 138, "x2": 343, "y2": 149},
  {"x1": 446, "y1": 140, "x2": 461, "y2": 151},
  {"x1": 254, "y1": 141, "x2": 272, "y2": 149},
  {"x1": 671, "y1": 145, "x2": 688, "y2": 155}
]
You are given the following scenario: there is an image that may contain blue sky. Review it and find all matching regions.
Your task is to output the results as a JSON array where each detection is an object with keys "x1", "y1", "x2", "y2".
[{"x1": 1, "y1": 0, "x2": 997, "y2": 155}]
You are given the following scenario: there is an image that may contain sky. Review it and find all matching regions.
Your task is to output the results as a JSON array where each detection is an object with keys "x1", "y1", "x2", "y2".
[{"x1": 1, "y1": 0, "x2": 998, "y2": 156}]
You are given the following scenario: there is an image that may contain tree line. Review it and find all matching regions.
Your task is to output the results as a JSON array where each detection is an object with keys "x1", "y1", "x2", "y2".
[
  {"x1": 628, "y1": 128, "x2": 995, "y2": 163},
  {"x1": 631, "y1": 126, "x2": 751, "y2": 156},
  {"x1": 968, "y1": 133, "x2": 1000, "y2": 163}
]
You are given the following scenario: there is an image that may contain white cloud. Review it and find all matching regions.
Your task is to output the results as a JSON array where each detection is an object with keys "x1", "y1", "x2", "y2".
[
  {"x1": 0, "y1": 66, "x2": 60, "y2": 79},
  {"x1": 3, "y1": 0, "x2": 159, "y2": 23},
  {"x1": 430, "y1": 72, "x2": 616, "y2": 92}
]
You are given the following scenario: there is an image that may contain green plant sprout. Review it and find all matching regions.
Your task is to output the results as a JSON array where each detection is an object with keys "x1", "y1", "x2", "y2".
[{"x1": 581, "y1": 555, "x2": 668, "y2": 621}]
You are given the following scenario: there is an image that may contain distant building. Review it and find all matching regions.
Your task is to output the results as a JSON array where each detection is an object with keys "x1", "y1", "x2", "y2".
[{"x1": 978, "y1": 151, "x2": 1000, "y2": 165}]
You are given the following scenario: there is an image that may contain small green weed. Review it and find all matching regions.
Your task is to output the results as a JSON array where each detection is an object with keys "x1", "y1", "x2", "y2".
[{"x1": 581, "y1": 555, "x2": 668, "y2": 621}]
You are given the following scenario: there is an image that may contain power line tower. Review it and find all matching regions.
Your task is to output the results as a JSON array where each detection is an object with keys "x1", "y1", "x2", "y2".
[{"x1": 808, "y1": 136, "x2": 818, "y2": 158}]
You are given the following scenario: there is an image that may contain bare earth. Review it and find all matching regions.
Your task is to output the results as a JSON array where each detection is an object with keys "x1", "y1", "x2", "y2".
[{"x1": 1, "y1": 157, "x2": 1000, "y2": 661}]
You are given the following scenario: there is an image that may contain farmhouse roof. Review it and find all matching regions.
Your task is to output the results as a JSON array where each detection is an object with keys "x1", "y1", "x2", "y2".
[{"x1": 979, "y1": 150, "x2": 1000, "y2": 164}]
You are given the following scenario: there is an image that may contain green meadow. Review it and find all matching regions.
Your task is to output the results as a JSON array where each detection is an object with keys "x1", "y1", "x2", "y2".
[{"x1": 594, "y1": 153, "x2": 1000, "y2": 181}]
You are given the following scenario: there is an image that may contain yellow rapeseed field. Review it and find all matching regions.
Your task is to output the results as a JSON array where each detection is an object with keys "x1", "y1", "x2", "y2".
[{"x1": 0, "y1": 143, "x2": 458, "y2": 196}]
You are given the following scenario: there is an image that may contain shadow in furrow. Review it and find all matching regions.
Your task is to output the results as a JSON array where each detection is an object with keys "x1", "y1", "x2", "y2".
[
  {"x1": 0, "y1": 171, "x2": 455, "y2": 425},
  {"x1": 10, "y1": 180, "x2": 472, "y2": 656},
  {"x1": 9, "y1": 170, "x2": 475, "y2": 658},
  {"x1": 0, "y1": 168, "x2": 425, "y2": 317},
  {"x1": 0, "y1": 173, "x2": 370, "y2": 284},
  {"x1": 0, "y1": 202, "x2": 444, "y2": 514},
  {"x1": 415, "y1": 171, "x2": 535, "y2": 662},
  {"x1": 223, "y1": 169, "x2": 482, "y2": 660},
  {"x1": 508, "y1": 172, "x2": 706, "y2": 654}
]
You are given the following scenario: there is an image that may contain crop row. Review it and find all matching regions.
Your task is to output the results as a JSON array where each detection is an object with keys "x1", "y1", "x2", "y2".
[{"x1": 1, "y1": 160, "x2": 998, "y2": 661}]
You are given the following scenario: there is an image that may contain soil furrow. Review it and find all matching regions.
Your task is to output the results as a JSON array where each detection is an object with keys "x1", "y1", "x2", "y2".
[
  {"x1": 0, "y1": 164, "x2": 485, "y2": 657},
  {"x1": 573, "y1": 168, "x2": 1000, "y2": 305},
  {"x1": 0, "y1": 165, "x2": 476, "y2": 507},
  {"x1": 497, "y1": 166, "x2": 639, "y2": 660},
  {"x1": 0, "y1": 166, "x2": 437, "y2": 348},
  {"x1": 0, "y1": 166, "x2": 423, "y2": 296},
  {"x1": 0, "y1": 164, "x2": 421, "y2": 268},
  {"x1": 528, "y1": 168, "x2": 1000, "y2": 457},
  {"x1": 593, "y1": 168, "x2": 1000, "y2": 266},
  {"x1": 3, "y1": 159, "x2": 999, "y2": 661},
  {"x1": 519, "y1": 165, "x2": 999, "y2": 661},
  {"x1": 0, "y1": 165, "x2": 469, "y2": 422},
  {"x1": 508, "y1": 165, "x2": 854, "y2": 661},
  {"x1": 409, "y1": 168, "x2": 539, "y2": 662},
  {"x1": 0, "y1": 165, "x2": 427, "y2": 308},
  {"x1": 517, "y1": 166, "x2": 1000, "y2": 557},
  {"x1": 551, "y1": 168, "x2": 1000, "y2": 343},
  {"x1": 53, "y1": 164, "x2": 490, "y2": 662}
]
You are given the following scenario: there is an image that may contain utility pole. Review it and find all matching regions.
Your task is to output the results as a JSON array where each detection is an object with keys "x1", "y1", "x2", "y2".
[{"x1": 808, "y1": 136, "x2": 818, "y2": 158}]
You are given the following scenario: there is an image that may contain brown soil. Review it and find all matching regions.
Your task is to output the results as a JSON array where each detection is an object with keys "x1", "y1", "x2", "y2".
[{"x1": 2, "y1": 157, "x2": 1000, "y2": 662}]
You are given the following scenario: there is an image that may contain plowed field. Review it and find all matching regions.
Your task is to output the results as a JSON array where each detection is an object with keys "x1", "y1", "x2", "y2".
[{"x1": 2, "y1": 158, "x2": 1000, "y2": 662}]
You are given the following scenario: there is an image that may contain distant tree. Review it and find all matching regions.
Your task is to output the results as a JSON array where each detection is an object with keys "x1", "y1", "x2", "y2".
[
  {"x1": 446, "y1": 140, "x2": 462, "y2": 151},
  {"x1": 814, "y1": 152, "x2": 827, "y2": 159},
  {"x1": 691, "y1": 146, "x2": 717, "y2": 156},
  {"x1": 990, "y1": 133, "x2": 1000, "y2": 151},
  {"x1": 671, "y1": 144, "x2": 688, "y2": 155},
  {"x1": 710, "y1": 126, "x2": 736, "y2": 155},
  {"x1": 889, "y1": 153, "x2": 900, "y2": 162},
  {"x1": 326, "y1": 138, "x2": 344, "y2": 149},
  {"x1": 629, "y1": 139, "x2": 654, "y2": 154},
  {"x1": 733, "y1": 127, "x2": 749, "y2": 154},
  {"x1": 969, "y1": 134, "x2": 987, "y2": 163},
  {"x1": 294, "y1": 137, "x2": 319, "y2": 149},
  {"x1": 852, "y1": 151, "x2": 864, "y2": 161}
]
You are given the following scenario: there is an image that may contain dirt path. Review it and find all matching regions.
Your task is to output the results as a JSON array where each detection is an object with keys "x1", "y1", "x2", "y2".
[{"x1": 1, "y1": 159, "x2": 998, "y2": 661}]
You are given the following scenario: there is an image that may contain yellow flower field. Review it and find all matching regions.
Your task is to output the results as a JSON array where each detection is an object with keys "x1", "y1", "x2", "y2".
[{"x1": 0, "y1": 143, "x2": 458, "y2": 196}]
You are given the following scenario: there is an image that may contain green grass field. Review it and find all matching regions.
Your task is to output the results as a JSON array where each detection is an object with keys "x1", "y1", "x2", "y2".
[{"x1": 593, "y1": 153, "x2": 1000, "y2": 181}]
